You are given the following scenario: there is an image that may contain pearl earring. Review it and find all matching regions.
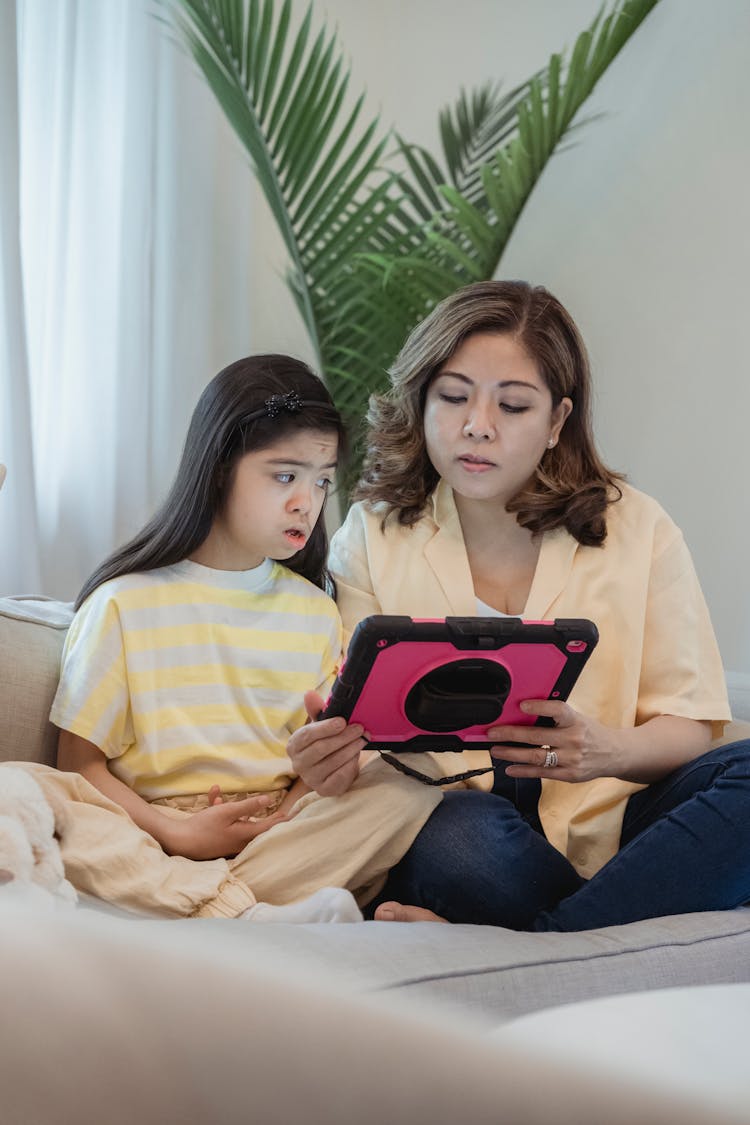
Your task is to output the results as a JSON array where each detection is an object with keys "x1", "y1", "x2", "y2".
[{"x1": 547, "y1": 438, "x2": 555, "y2": 449}]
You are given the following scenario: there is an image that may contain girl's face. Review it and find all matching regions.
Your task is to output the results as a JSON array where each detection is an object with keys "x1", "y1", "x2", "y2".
[
  {"x1": 423, "y1": 332, "x2": 571, "y2": 510},
  {"x1": 193, "y1": 429, "x2": 338, "y2": 571}
]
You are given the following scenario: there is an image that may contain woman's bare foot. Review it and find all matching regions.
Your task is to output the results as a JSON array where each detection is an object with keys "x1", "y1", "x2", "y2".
[{"x1": 373, "y1": 901, "x2": 449, "y2": 923}]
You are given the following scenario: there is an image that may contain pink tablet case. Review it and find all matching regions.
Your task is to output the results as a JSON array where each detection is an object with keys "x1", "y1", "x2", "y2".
[{"x1": 322, "y1": 615, "x2": 598, "y2": 751}]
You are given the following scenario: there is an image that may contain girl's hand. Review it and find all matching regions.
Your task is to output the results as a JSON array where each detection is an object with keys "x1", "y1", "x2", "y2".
[
  {"x1": 287, "y1": 690, "x2": 368, "y2": 797},
  {"x1": 488, "y1": 699, "x2": 621, "y2": 783},
  {"x1": 163, "y1": 794, "x2": 288, "y2": 860}
]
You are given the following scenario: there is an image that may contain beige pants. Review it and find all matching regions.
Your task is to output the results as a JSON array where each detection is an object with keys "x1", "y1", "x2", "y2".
[{"x1": 12, "y1": 759, "x2": 440, "y2": 918}]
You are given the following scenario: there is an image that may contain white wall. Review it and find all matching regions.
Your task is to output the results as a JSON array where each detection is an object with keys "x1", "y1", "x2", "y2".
[
  {"x1": 242, "y1": 0, "x2": 750, "y2": 683},
  {"x1": 498, "y1": 0, "x2": 750, "y2": 685}
]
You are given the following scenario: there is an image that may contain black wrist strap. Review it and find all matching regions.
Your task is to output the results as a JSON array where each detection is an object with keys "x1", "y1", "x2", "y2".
[{"x1": 379, "y1": 751, "x2": 495, "y2": 787}]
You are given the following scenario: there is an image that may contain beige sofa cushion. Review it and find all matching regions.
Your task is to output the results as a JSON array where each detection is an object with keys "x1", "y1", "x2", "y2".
[
  {"x1": 0, "y1": 902, "x2": 738, "y2": 1125},
  {"x1": 0, "y1": 597, "x2": 73, "y2": 766}
]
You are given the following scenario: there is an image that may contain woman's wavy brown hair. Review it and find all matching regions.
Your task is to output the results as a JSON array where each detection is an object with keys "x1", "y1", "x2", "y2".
[{"x1": 354, "y1": 280, "x2": 623, "y2": 546}]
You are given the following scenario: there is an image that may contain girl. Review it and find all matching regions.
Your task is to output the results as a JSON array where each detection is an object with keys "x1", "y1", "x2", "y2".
[
  {"x1": 289, "y1": 281, "x2": 750, "y2": 929},
  {"x1": 26, "y1": 355, "x2": 440, "y2": 921}
]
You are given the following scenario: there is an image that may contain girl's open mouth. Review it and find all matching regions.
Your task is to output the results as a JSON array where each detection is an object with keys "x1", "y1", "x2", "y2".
[{"x1": 284, "y1": 529, "x2": 307, "y2": 547}]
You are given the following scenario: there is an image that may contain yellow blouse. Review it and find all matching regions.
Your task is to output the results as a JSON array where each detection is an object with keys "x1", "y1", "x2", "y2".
[{"x1": 329, "y1": 481, "x2": 730, "y2": 877}]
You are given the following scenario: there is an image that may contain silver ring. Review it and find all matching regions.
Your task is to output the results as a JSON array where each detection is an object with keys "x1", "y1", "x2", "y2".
[{"x1": 543, "y1": 749, "x2": 558, "y2": 768}]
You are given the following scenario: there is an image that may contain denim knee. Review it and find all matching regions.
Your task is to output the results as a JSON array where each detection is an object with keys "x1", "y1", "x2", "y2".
[
  {"x1": 622, "y1": 737, "x2": 750, "y2": 845},
  {"x1": 376, "y1": 789, "x2": 582, "y2": 927}
]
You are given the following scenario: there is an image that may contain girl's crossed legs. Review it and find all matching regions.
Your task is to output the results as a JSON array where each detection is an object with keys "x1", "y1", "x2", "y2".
[{"x1": 14, "y1": 757, "x2": 440, "y2": 920}]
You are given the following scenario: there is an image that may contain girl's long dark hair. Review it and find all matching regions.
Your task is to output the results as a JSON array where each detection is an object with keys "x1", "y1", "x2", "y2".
[{"x1": 76, "y1": 356, "x2": 346, "y2": 608}]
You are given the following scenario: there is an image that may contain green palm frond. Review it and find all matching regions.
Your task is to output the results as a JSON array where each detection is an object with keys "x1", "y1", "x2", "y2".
[
  {"x1": 363, "y1": 0, "x2": 660, "y2": 320},
  {"x1": 440, "y1": 76, "x2": 550, "y2": 203},
  {"x1": 165, "y1": 0, "x2": 661, "y2": 495},
  {"x1": 167, "y1": 0, "x2": 397, "y2": 375}
]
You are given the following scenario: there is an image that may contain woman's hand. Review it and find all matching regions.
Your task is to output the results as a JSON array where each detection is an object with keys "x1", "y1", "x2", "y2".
[
  {"x1": 163, "y1": 793, "x2": 288, "y2": 860},
  {"x1": 488, "y1": 699, "x2": 620, "y2": 783},
  {"x1": 287, "y1": 690, "x2": 368, "y2": 797},
  {"x1": 488, "y1": 702, "x2": 712, "y2": 784}
]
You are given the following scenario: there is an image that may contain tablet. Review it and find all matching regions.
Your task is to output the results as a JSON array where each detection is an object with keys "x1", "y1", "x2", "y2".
[{"x1": 321, "y1": 615, "x2": 598, "y2": 752}]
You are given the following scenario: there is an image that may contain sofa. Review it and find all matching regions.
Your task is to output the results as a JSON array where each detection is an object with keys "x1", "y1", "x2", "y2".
[{"x1": 2, "y1": 592, "x2": 750, "y2": 1124}]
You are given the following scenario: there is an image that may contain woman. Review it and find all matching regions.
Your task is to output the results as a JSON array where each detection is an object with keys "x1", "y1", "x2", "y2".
[{"x1": 289, "y1": 280, "x2": 750, "y2": 930}]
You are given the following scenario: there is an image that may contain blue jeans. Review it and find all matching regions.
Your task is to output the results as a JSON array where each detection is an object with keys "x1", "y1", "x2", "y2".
[{"x1": 374, "y1": 740, "x2": 750, "y2": 930}]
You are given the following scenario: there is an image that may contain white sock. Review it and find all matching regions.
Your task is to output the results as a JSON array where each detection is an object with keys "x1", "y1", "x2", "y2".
[{"x1": 240, "y1": 886, "x2": 363, "y2": 924}]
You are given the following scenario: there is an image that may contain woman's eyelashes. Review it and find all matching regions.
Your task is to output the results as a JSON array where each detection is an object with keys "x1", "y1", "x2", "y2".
[{"x1": 437, "y1": 392, "x2": 530, "y2": 414}]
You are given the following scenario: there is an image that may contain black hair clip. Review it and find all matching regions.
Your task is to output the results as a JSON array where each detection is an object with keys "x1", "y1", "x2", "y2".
[
  {"x1": 238, "y1": 390, "x2": 322, "y2": 433},
  {"x1": 264, "y1": 391, "x2": 303, "y2": 418}
]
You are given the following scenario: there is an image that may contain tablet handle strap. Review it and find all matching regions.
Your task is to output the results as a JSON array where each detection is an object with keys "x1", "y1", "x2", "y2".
[{"x1": 379, "y1": 752, "x2": 494, "y2": 786}]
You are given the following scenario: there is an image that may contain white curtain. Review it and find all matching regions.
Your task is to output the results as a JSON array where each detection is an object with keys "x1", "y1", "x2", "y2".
[
  {"x1": 1, "y1": 0, "x2": 255, "y2": 599},
  {"x1": 0, "y1": 0, "x2": 41, "y2": 593}
]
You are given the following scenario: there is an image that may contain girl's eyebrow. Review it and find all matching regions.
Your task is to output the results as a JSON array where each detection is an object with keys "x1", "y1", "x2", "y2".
[
  {"x1": 437, "y1": 370, "x2": 541, "y2": 393},
  {"x1": 265, "y1": 457, "x2": 338, "y2": 469}
]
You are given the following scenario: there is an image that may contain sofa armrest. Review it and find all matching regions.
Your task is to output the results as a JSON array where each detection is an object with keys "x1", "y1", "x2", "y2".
[
  {"x1": 0, "y1": 597, "x2": 73, "y2": 766},
  {"x1": 712, "y1": 719, "x2": 750, "y2": 749}
]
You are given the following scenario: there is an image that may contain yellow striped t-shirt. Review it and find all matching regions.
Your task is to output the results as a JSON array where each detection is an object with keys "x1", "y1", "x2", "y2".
[{"x1": 50, "y1": 558, "x2": 342, "y2": 799}]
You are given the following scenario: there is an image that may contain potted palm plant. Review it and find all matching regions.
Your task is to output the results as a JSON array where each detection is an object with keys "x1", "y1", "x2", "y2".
[{"x1": 166, "y1": 0, "x2": 660, "y2": 491}]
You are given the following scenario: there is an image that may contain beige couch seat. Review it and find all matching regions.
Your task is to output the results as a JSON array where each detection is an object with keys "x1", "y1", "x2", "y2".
[{"x1": 4, "y1": 900, "x2": 746, "y2": 1125}]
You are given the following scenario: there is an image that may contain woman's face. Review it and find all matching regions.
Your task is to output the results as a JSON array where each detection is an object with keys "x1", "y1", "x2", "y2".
[{"x1": 423, "y1": 331, "x2": 571, "y2": 509}]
